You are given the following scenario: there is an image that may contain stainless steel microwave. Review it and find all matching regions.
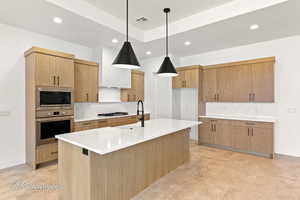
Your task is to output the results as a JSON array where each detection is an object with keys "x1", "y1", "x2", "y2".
[{"x1": 36, "y1": 88, "x2": 73, "y2": 109}]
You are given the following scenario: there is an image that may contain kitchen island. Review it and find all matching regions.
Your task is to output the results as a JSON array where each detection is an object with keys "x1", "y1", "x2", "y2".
[{"x1": 56, "y1": 119, "x2": 200, "y2": 200}]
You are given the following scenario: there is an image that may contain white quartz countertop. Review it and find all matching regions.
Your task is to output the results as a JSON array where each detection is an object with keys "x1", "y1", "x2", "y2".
[
  {"x1": 74, "y1": 113, "x2": 150, "y2": 122},
  {"x1": 56, "y1": 119, "x2": 201, "y2": 155},
  {"x1": 199, "y1": 115, "x2": 276, "y2": 123}
]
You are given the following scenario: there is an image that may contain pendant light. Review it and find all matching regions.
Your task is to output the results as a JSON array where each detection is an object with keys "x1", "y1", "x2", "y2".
[
  {"x1": 112, "y1": 0, "x2": 140, "y2": 69},
  {"x1": 157, "y1": 8, "x2": 178, "y2": 77}
]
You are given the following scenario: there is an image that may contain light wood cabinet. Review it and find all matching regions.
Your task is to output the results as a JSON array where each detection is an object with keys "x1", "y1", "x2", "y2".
[
  {"x1": 199, "y1": 118, "x2": 274, "y2": 158},
  {"x1": 36, "y1": 143, "x2": 58, "y2": 164},
  {"x1": 30, "y1": 49, "x2": 75, "y2": 88},
  {"x1": 202, "y1": 57, "x2": 275, "y2": 102},
  {"x1": 74, "y1": 59, "x2": 99, "y2": 103},
  {"x1": 217, "y1": 67, "x2": 233, "y2": 102},
  {"x1": 35, "y1": 53, "x2": 56, "y2": 87},
  {"x1": 251, "y1": 62, "x2": 274, "y2": 102},
  {"x1": 203, "y1": 69, "x2": 217, "y2": 101},
  {"x1": 121, "y1": 70, "x2": 144, "y2": 102},
  {"x1": 232, "y1": 65, "x2": 252, "y2": 102},
  {"x1": 73, "y1": 114, "x2": 150, "y2": 132},
  {"x1": 55, "y1": 57, "x2": 74, "y2": 88},
  {"x1": 172, "y1": 66, "x2": 200, "y2": 88}
]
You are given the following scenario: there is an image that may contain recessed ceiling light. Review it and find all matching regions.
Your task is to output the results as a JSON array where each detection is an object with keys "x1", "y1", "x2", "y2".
[
  {"x1": 250, "y1": 24, "x2": 259, "y2": 30},
  {"x1": 53, "y1": 17, "x2": 63, "y2": 24},
  {"x1": 112, "y1": 38, "x2": 119, "y2": 44},
  {"x1": 146, "y1": 51, "x2": 152, "y2": 55},
  {"x1": 184, "y1": 41, "x2": 191, "y2": 46}
]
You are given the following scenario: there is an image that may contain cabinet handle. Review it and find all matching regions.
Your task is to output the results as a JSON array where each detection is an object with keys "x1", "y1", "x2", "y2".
[
  {"x1": 247, "y1": 128, "x2": 250, "y2": 136},
  {"x1": 51, "y1": 151, "x2": 58, "y2": 155},
  {"x1": 82, "y1": 122, "x2": 91, "y2": 126},
  {"x1": 251, "y1": 128, "x2": 254, "y2": 136},
  {"x1": 210, "y1": 124, "x2": 213, "y2": 132},
  {"x1": 252, "y1": 93, "x2": 255, "y2": 102},
  {"x1": 86, "y1": 93, "x2": 89, "y2": 101},
  {"x1": 57, "y1": 76, "x2": 60, "y2": 86},
  {"x1": 214, "y1": 94, "x2": 217, "y2": 101},
  {"x1": 53, "y1": 76, "x2": 56, "y2": 86},
  {"x1": 217, "y1": 94, "x2": 219, "y2": 101},
  {"x1": 249, "y1": 93, "x2": 251, "y2": 102},
  {"x1": 214, "y1": 124, "x2": 216, "y2": 132}
]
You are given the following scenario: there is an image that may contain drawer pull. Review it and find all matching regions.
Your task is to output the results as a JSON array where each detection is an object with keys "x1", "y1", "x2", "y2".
[
  {"x1": 82, "y1": 122, "x2": 91, "y2": 126},
  {"x1": 246, "y1": 122, "x2": 255, "y2": 125},
  {"x1": 51, "y1": 151, "x2": 58, "y2": 155}
]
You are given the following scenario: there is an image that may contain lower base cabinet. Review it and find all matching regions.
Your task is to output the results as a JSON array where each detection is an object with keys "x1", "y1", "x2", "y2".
[{"x1": 199, "y1": 118, "x2": 274, "y2": 158}]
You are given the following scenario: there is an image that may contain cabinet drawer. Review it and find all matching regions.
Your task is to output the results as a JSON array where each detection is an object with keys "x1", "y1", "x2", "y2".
[
  {"x1": 74, "y1": 120, "x2": 99, "y2": 131},
  {"x1": 233, "y1": 121, "x2": 273, "y2": 129},
  {"x1": 36, "y1": 143, "x2": 58, "y2": 164},
  {"x1": 109, "y1": 116, "x2": 138, "y2": 127}
]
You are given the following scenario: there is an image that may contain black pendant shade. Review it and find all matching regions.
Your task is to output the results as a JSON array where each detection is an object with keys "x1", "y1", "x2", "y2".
[
  {"x1": 112, "y1": 41, "x2": 140, "y2": 69},
  {"x1": 112, "y1": 0, "x2": 140, "y2": 69},
  {"x1": 157, "y1": 56, "x2": 178, "y2": 77},
  {"x1": 157, "y1": 8, "x2": 178, "y2": 77}
]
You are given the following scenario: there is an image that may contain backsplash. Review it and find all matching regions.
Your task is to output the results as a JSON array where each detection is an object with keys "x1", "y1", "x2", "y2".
[
  {"x1": 74, "y1": 102, "x2": 138, "y2": 120},
  {"x1": 206, "y1": 103, "x2": 276, "y2": 117}
]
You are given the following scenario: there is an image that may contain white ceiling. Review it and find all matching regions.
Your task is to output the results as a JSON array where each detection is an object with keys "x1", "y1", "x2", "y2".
[
  {"x1": 0, "y1": 0, "x2": 299, "y2": 60},
  {"x1": 83, "y1": 0, "x2": 234, "y2": 30}
]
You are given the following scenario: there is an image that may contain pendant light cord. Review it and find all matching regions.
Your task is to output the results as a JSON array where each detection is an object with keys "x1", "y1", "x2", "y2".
[
  {"x1": 126, "y1": 0, "x2": 129, "y2": 42},
  {"x1": 166, "y1": 11, "x2": 168, "y2": 57}
]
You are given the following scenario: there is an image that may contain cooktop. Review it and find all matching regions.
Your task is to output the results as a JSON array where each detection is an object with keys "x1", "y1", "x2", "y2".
[{"x1": 97, "y1": 112, "x2": 129, "y2": 117}]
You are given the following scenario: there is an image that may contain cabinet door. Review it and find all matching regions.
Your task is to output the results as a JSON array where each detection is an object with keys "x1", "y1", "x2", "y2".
[
  {"x1": 217, "y1": 67, "x2": 233, "y2": 102},
  {"x1": 172, "y1": 70, "x2": 185, "y2": 88},
  {"x1": 35, "y1": 53, "x2": 56, "y2": 87},
  {"x1": 250, "y1": 127, "x2": 273, "y2": 155},
  {"x1": 232, "y1": 126, "x2": 251, "y2": 151},
  {"x1": 55, "y1": 57, "x2": 74, "y2": 88},
  {"x1": 203, "y1": 69, "x2": 217, "y2": 102},
  {"x1": 214, "y1": 120, "x2": 232, "y2": 147},
  {"x1": 87, "y1": 66, "x2": 98, "y2": 102},
  {"x1": 232, "y1": 65, "x2": 252, "y2": 102},
  {"x1": 136, "y1": 73, "x2": 144, "y2": 101},
  {"x1": 74, "y1": 63, "x2": 89, "y2": 102},
  {"x1": 184, "y1": 69, "x2": 199, "y2": 88},
  {"x1": 198, "y1": 122, "x2": 213, "y2": 144},
  {"x1": 251, "y1": 62, "x2": 274, "y2": 102}
]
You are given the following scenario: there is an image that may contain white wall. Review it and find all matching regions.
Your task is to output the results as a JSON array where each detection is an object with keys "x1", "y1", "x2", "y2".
[
  {"x1": 141, "y1": 56, "x2": 177, "y2": 119},
  {"x1": 180, "y1": 35, "x2": 300, "y2": 157},
  {"x1": 0, "y1": 23, "x2": 94, "y2": 169}
]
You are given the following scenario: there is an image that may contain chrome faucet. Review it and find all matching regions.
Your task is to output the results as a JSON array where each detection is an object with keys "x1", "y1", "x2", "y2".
[{"x1": 137, "y1": 100, "x2": 145, "y2": 127}]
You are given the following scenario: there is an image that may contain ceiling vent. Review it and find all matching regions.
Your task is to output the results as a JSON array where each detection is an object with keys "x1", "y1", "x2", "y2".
[{"x1": 136, "y1": 17, "x2": 148, "y2": 23}]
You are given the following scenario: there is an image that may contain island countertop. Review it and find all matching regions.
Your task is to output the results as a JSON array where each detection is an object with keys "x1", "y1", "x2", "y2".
[{"x1": 56, "y1": 119, "x2": 201, "y2": 155}]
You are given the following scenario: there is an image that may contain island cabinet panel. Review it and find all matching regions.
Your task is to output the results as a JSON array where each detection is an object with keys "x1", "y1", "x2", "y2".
[
  {"x1": 199, "y1": 118, "x2": 274, "y2": 158},
  {"x1": 172, "y1": 66, "x2": 201, "y2": 88},
  {"x1": 58, "y1": 141, "x2": 91, "y2": 200},
  {"x1": 58, "y1": 129, "x2": 190, "y2": 200},
  {"x1": 74, "y1": 59, "x2": 99, "y2": 103}
]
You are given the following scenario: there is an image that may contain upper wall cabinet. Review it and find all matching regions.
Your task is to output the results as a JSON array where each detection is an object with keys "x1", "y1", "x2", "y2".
[
  {"x1": 172, "y1": 66, "x2": 201, "y2": 88},
  {"x1": 74, "y1": 59, "x2": 99, "y2": 103},
  {"x1": 25, "y1": 47, "x2": 75, "y2": 88},
  {"x1": 121, "y1": 70, "x2": 144, "y2": 102},
  {"x1": 203, "y1": 57, "x2": 275, "y2": 102}
]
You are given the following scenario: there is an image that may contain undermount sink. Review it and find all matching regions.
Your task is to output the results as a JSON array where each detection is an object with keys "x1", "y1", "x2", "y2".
[{"x1": 117, "y1": 123, "x2": 143, "y2": 130}]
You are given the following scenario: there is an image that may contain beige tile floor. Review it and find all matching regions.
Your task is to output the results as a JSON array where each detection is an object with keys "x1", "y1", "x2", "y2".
[{"x1": 1, "y1": 143, "x2": 300, "y2": 200}]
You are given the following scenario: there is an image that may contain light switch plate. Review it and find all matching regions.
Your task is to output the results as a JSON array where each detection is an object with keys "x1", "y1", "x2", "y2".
[
  {"x1": 0, "y1": 111, "x2": 11, "y2": 116},
  {"x1": 288, "y1": 108, "x2": 296, "y2": 114}
]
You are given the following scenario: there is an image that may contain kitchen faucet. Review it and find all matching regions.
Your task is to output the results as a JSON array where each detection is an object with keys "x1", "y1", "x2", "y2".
[{"x1": 137, "y1": 100, "x2": 145, "y2": 127}]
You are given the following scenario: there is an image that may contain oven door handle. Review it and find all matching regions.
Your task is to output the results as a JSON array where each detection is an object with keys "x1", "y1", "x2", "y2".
[{"x1": 36, "y1": 116, "x2": 74, "y2": 122}]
